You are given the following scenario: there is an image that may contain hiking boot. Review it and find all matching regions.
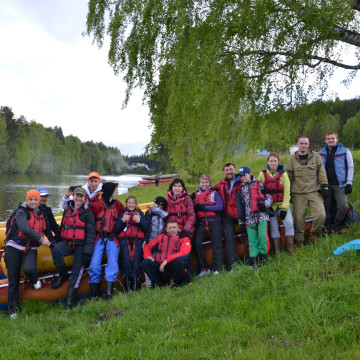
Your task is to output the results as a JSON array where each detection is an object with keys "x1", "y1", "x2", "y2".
[
  {"x1": 169, "y1": 281, "x2": 180, "y2": 290},
  {"x1": 32, "y1": 280, "x2": 41, "y2": 290},
  {"x1": 334, "y1": 227, "x2": 343, "y2": 235},
  {"x1": 198, "y1": 268, "x2": 211, "y2": 277}
]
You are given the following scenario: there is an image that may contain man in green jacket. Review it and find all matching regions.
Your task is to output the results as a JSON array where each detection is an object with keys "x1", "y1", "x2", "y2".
[{"x1": 286, "y1": 136, "x2": 328, "y2": 247}]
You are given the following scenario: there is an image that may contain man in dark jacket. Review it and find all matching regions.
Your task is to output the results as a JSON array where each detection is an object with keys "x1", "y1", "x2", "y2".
[{"x1": 319, "y1": 132, "x2": 354, "y2": 234}]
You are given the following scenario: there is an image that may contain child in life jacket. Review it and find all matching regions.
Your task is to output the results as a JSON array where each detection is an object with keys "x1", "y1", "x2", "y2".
[
  {"x1": 144, "y1": 196, "x2": 169, "y2": 287},
  {"x1": 115, "y1": 196, "x2": 148, "y2": 291},
  {"x1": 236, "y1": 167, "x2": 272, "y2": 267},
  {"x1": 142, "y1": 220, "x2": 191, "y2": 289},
  {"x1": 88, "y1": 182, "x2": 125, "y2": 300}
]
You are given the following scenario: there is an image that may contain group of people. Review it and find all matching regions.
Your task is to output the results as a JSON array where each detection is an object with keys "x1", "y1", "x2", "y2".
[{"x1": 3, "y1": 131, "x2": 354, "y2": 319}]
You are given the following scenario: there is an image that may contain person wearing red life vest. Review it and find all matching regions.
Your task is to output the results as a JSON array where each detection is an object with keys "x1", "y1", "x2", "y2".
[
  {"x1": 115, "y1": 196, "x2": 148, "y2": 291},
  {"x1": 257, "y1": 153, "x2": 294, "y2": 255},
  {"x1": 213, "y1": 162, "x2": 242, "y2": 271},
  {"x1": 236, "y1": 167, "x2": 273, "y2": 267},
  {"x1": 166, "y1": 178, "x2": 196, "y2": 238},
  {"x1": 4, "y1": 190, "x2": 52, "y2": 319},
  {"x1": 61, "y1": 171, "x2": 103, "y2": 209},
  {"x1": 51, "y1": 187, "x2": 95, "y2": 308},
  {"x1": 193, "y1": 174, "x2": 223, "y2": 276},
  {"x1": 142, "y1": 220, "x2": 192, "y2": 288},
  {"x1": 88, "y1": 182, "x2": 125, "y2": 300}
]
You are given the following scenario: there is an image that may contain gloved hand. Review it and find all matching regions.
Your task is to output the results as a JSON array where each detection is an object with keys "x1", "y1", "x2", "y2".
[
  {"x1": 257, "y1": 203, "x2": 267, "y2": 212},
  {"x1": 321, "y1": 187, "x2": 329, "y2": 199},
  {"x1": 82, "y1": 253, "x2": 92, "y2": 267},
  {"x1": 345, "y1": 184, "x2": 352, "y2": 195},
  {"x1": 194, "y1": 204, "x2": 205, "y2": 212},
  {"x1": 179, "y1": 229, "x2": 189, "y2": 238},
  {"x1": 279, "y1": 210, "x2": 287, "y2": 220},
  {"x1": 190, "y1": 192, "x2": 196, "y2": 200}
]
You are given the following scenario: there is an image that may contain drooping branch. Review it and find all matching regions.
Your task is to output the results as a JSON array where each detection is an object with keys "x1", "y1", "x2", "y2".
[{"x1": 351, "y1": 0, "x2": 360, "y2": 12}]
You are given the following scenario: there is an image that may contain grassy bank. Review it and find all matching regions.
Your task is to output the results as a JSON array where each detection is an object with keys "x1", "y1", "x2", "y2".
[{"x1": 2, "y1": 152, "x2": 360, "y2": 359}]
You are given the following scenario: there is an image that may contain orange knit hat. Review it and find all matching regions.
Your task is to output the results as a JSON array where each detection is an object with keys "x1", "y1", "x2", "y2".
[{"x1": 26, "y1": 189, "x2": 40, "y2": 201}]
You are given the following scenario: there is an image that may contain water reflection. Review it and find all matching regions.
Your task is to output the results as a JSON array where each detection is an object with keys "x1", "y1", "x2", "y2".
[{"x1": 0, "y1": 174, "x2": 143, "y2": 221}]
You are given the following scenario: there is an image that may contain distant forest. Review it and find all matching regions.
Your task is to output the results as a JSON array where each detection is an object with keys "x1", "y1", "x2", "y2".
[
  {"x1": 1, "y1": 98, "x2": 360, "y2": 175},
  {"x1": 0, "y1": 106, "x2": 126, "y2": 175}
]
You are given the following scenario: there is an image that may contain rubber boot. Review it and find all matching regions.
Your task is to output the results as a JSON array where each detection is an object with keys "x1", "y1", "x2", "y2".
[
  {"x1": 285, "y1": 236, "x2": 294, "y2": 254},
  {"x1": 129, "y1": 277, "x2": 135, "y2": 291},
  {"x1": 90, "y1": 283, "x2": 101, "y2": 299},
  {"x1": 272, "y1": 238, "x2": 281, "y2": 257},
  {"x1": 259, "y1": 254, "x2": 267, "y2": 266},
  {"x1": 52, "y1": 264, "x2": 70, "y2": 289},
  {"x1": 135, "y1": 277, "x2": 142, "y2": 291},
  {"x1": 66, "y1": 286, "x2": 77, "y2": 309},
  {"x1": 105, "y1": 281, "x2": 114, "y2": 300}
]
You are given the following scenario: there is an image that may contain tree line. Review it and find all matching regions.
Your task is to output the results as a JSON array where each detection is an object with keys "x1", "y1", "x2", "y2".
[{"x1": 0, "y1": 106, "x2": 125, "y2": 175}]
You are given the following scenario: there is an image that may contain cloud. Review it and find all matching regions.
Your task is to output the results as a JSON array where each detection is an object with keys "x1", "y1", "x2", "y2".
[{"x1": 0, "y1": 0, "x2": 151, "y2": 155}]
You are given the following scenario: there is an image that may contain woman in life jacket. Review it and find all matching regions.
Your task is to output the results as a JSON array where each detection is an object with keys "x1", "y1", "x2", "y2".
[
  {"x1": 257, "y1": 153, "x2": 294, "y2": 255},
  {"x1": 115, "y1": 196, "x2": 148, "y2": 291},
  {"x1": 167, "y1": 178, "x2": 196, "y2": 238},
  {"x1": 236, "y1": 167, "x2": 273, "y2": 267},
  {"x1": 88, "y1": 182, "x2": 125, "y2": 300},
  {"x1": 193, "y1": 174, "x2": 223, "y2": 277},
  {"x1": 4, "y1": 190, "x2": 52, "y2": 319},
  {"x1": 51, "y1": 187, "x2": 95, "y2": 308},
  {"x1": 167, "y1": 178, "x2": 196, "y2": 279}
]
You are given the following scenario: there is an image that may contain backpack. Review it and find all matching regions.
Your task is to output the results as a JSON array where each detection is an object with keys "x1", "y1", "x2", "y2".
[{"x1": 344, "y1": 202, "x2": 359, "y2": 226}]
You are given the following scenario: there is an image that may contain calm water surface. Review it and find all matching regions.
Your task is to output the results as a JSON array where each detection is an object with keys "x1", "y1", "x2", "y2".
[{"x1": 0, "y1": 174, "x2": 143, "y2": 221}]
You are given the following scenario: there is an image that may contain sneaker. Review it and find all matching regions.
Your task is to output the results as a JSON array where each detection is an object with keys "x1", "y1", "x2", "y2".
[
  {"x1": 10, "y1": 313, "x2": 17, "y2": 320},
  {"x1": 169, "y1": 281, "x2": 180, "y2": 290},
  {"x1": 32, "y1": 280, "x2": 41, "y2": 290},
  {"x1": 198, "y1": 269, "x2": 211, "y2": 277},
  {"x1": 213, "y1": 271, "x2": 219, "y2": 275}
]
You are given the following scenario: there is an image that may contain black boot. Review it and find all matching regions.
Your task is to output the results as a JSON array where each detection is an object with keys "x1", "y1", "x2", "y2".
[
  {"x1": 135, "y1": 277, "x2": 142, "y2": 291},
  {"x1": 66, "y1": 286, "x2": 77, "y2": 308},
  {"x1": 129, "y1": 277, "x2": 135, "y2": 291},
  {"x1": 52, "y1": 264, "x2": 70, "y2": 289},
  {"x1": 90, "y1": 283, "x2": 101, "y2": 299},
  {"x1": 105, "y1": 281, "x2": 114, "y2": 300}
]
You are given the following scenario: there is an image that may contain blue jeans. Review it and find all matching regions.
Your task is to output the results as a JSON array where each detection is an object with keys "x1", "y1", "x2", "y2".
[{"x1": 89, "y1": 238, "x2": 120, "y2": 283}]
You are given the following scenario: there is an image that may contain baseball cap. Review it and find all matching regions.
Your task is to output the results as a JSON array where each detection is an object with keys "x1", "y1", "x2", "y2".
[
  {"x1": 73, "y1": 187, "x2": 87, "y2": 197},
  {"x1": 88, "y1": 172, "x2": 100, "y2": 179},
  {"x1": 37, "y1": 187, "x2": 50, "y2": 196},
  {"x1": 238, "y1": 167, "x2": 251, "y2": 176}
]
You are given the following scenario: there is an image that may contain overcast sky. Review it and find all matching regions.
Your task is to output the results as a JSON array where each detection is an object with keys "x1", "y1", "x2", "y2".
[
  {"x1": 0, "y1": 1, "x2": 359, "y2": 157},
  {"x1": 0, "y1": 0, "x2": 151, "y2": 156}
]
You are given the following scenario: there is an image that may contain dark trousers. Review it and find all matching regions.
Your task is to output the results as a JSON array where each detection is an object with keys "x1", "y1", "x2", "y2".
[
  {"x1": 51, "y1": 242, "x2": 84, "y2": 288},
  {"x1": 142, "y1": 255, "x2": 188, "y2": 287},
  {"x1": 119, "y1": 238, "x2": 143, "y2": 278},
  {"x1": 324, "y1": 185, "x2": 348, "y2": 229},
  {"x1": 4, "y1": 246, "x2": 38, "y2": 314},
  {"x1": 194, "y1": 219, "x2": 223, "y2": 272},
  {"x1": 223, "y1": 215, "x2": 239, "y2": 270}
]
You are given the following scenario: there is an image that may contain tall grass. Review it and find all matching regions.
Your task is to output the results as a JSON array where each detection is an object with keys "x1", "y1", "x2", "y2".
[{"x1": 2, "y1": 152, "x2": 359, "y2": 359}]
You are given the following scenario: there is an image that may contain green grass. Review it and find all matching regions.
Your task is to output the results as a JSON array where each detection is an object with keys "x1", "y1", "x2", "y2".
[{"x1": 3, "y1": 151, "x2": 360, "y2": 359}]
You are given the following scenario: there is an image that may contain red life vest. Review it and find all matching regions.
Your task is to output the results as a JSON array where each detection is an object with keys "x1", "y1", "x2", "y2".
[
  {"x1": 250, "y1": 180, "x2": 266, "y2": 213},
  {"x1": 155, "y1": 233, "x2": 181, "y2": 264},
  {"x1": 214, "y1": 179, "x2": 241, "y2": 218},
  {"x1": 118, "y1": 211, "x2": 145, "y2": 240},
  {"x1": 60, "y1": 209, "x2": 86, "y2": 242},
  {"x1": 6, "y1": 206, "x2": 47, "y2": 246},
  {"x1": 94, "y1": 198, "x2": 118, "y2": 235},
  {"x1": 262, "y1": 170, "x2": 284, "y2": 203},
  {"x1": 195, "y1": 189, "x2": 216, "y2": 218},
  {"x1": 167, "y1": 197, "x2": 188, "y2": 228}
]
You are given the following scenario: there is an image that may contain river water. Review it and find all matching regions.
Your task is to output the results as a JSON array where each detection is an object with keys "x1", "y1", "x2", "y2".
[{"x1": 0, "y1": 174, "x2": 144, "y2": 221}]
